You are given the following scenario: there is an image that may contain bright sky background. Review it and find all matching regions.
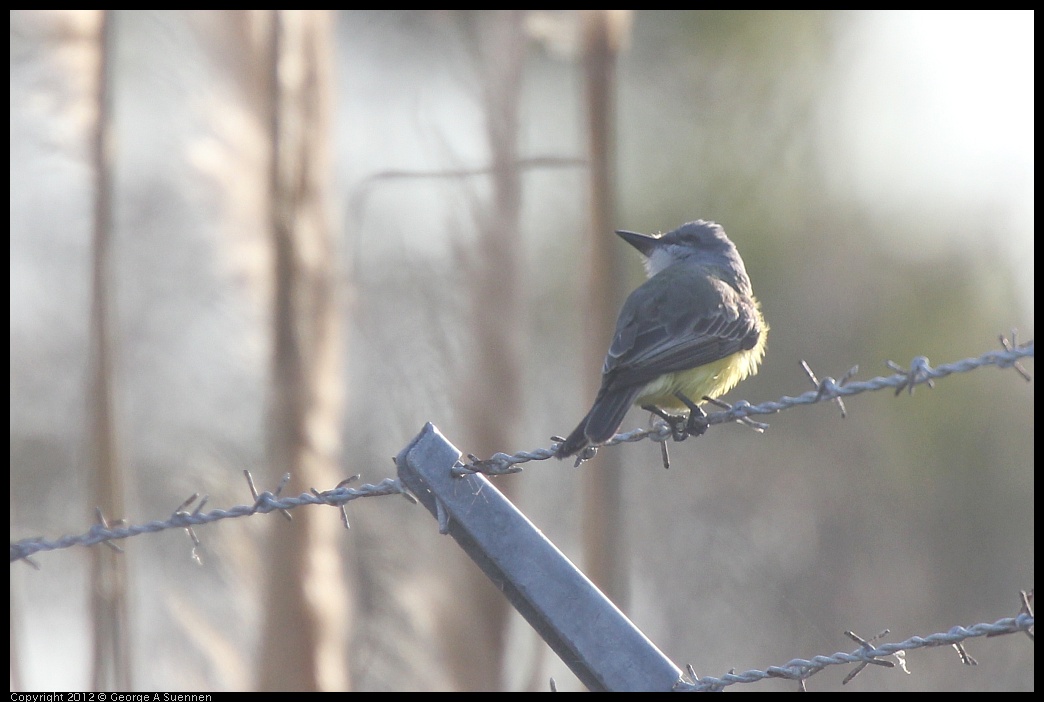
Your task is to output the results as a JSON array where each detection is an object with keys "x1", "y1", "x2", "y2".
[{"x1": 828, "y1": 10, "x2": 1033, "y2": 314}]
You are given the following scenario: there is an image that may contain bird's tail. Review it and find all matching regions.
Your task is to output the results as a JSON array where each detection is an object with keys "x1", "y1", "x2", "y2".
[
  {"x1": 554, "y1": 386, "x2": 642, "y2": 458},
  {"x1": 554, "y1": 413, "x2": 593, "y2": 458}
]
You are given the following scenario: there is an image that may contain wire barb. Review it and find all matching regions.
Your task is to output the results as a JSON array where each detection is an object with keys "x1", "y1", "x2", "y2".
[
  {"x1": 888, "y1": 356, "x2": 936, "y2": 395},
  {"x1": 802, "y1": 359, "x2": 857, "y2": 418},
  {"x1": 952, "y1": 641, "x2": 977, "y2": 666},
  {"x1": 999, "y1": 329, "x2": 1032, "y2": 381},
  {"x1": 841, "y1": 629, "x2": 895, "y2": 684},
  {"x1": 312, "y1": 474, "x2": 363, "y2": 529},
  {"x1": 1009, "y1": 589, "x2": 1034, "y2": 641},
  {"x1": 703, "y1": 397, "x2": 769, "y2": 431},
  {"x1": 94, "y1": 507, "x2": 125, "y2": 554},
  {"x1": 173, "y1": 493, "x2": 206, "y2": 564}
]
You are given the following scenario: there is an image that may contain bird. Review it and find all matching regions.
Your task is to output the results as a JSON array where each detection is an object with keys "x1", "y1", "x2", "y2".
[{"x1": 555, "y1": 220, "x2": 767, "y2": 459}]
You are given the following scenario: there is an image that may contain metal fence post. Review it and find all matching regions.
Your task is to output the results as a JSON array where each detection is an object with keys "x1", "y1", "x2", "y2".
[{"x1": 396, "y1": 423, "x2": 684, "y2": 692}]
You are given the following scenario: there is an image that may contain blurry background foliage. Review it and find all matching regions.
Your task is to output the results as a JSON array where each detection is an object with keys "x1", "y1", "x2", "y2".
[{"x1": 10, "y1": 10, "x2": 1032, "y2": 691}]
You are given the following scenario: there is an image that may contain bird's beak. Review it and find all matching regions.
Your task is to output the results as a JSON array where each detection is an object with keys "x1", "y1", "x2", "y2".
[{"x1": 615, "y1": 229, "x2": 659, "y2": 256}]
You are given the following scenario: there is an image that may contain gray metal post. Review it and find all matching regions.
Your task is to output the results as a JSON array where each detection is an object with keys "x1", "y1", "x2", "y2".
[{"x1": 396, "y1": 423, "x2": 684, "y2": 692}]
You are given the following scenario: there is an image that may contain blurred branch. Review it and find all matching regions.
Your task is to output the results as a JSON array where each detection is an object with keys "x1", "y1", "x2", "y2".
[
  {"x1": 259, "y1": 9, "x2": 348, "y2": 691},
  {"x1": 580, "y1": 6, "x2": 631, "y2": 613},
  {"x1": 86, "y1": 9, "x2": 131, "y2": 691},
  {"x1": 347, "y1": 155, "x2": 585, "y2": 232},
  {"x1": 455, "y1": 10, "x2": 527, "y2": 691}
]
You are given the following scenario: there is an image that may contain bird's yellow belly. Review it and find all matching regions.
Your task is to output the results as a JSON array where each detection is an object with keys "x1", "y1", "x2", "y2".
[{"x1": 634, "y1": 345, "x2": 764, "y2": 411}]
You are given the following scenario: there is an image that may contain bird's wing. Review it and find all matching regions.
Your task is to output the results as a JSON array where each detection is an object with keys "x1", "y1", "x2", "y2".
[{"x1": 601, "y1": 265, "x2": 762, "y2": 392}]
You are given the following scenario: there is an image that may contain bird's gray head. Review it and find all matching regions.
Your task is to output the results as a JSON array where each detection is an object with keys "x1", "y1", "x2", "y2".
[{"x1": 616, "y1": 220, "x2": 748, "y2": 283}]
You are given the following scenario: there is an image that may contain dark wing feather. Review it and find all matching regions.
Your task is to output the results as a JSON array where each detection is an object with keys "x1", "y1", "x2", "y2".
[{"x1": 601, "y1": 265, "x2": 761, "y2": 393}]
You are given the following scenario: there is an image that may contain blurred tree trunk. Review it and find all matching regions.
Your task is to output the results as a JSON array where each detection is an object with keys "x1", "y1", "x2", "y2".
[
  {"x1": 580, "y1": 9, "x2": 632, "y2": 608},
  {"x1": 86, "y1": 9, "x2": 132, "y2": 691},
  {"x1": 256, "y1": 10, "x2": 351, "y2": 691},
  {"x1": 450, "y1": 10, "x2": 528, "y2": 691}
]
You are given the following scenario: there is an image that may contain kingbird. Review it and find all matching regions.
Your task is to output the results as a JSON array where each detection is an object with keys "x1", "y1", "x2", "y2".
[{"x1": 555, "y1": 220, "x2": 767, "y2": 458}]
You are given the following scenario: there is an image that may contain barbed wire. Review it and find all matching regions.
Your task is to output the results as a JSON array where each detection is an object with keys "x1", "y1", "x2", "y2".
[
  {"x1": 675, "y1": 601, "x2": 1034, "y2": 691},
  {"x1": 9, "y1": 474, "x2": 414, "y2": 565},
  {"x1": 462, "y1": 334, "x2": 1034, "y2": 473},
  {"x1": 9, "y1": 335, "x2": 1032, "y2": 564}
]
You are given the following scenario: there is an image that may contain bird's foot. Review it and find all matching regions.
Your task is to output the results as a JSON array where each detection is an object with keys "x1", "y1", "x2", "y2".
[
  {"x1": 643, "y1": 392, "x2": 711, "y2": 447},
  {"x1": 674, "y1": 392, "x2": 710, "y2": 439},
  {"x1": 642, "y1": 404, "x2": 693, "y2": 442}
]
